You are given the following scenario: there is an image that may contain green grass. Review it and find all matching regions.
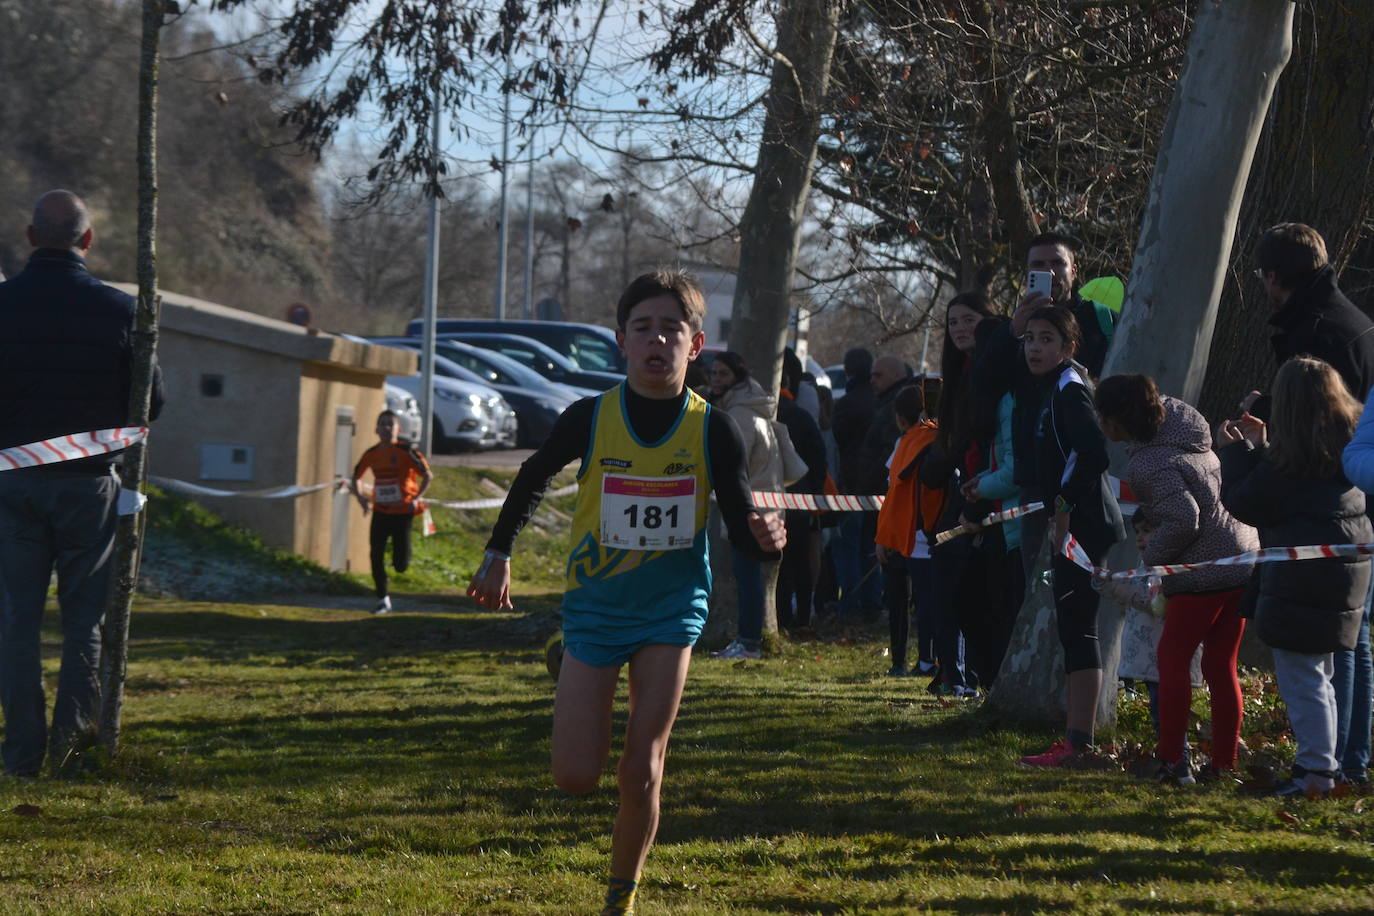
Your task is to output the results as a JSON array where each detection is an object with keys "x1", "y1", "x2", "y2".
[
  {"x1": 139, "y1": 464, "x2": 577, "y2": 602},
  {"x1": 2, "y1": 588, "x2": 1371, "y2": 914},
  {"x1": 396, "y1": 464, "x2": 578, "y2": 596}
]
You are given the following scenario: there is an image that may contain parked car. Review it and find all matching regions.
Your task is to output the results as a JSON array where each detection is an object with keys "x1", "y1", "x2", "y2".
[
  {"x1": 824, "y1": 364, "x2": 846, "y2": 400},
  {"x1": 442, "y1": 332, "x2": 623, "y2": 391},
  {"x1": 405, "y1": 317, "x2": 626, "y2": 374},
  {"x1": 374, "y1": 336, "x2": 589, "y2": 448},
  {"x1": 697, "y1": 346, "x2": 832, "y2": 389},
  {"x1": 344, "y1": 334, "x2": 516, "y2": 452},
  {"x1": 383, "y1": 383, "x2": 423, "y2": 441}
]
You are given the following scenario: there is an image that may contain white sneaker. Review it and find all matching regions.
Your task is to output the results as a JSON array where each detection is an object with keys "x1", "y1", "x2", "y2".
[
  {"x1": 375, "y1": 596, "x2": 392, "y2": 615},
  {"x1": 710, "y1": 640, "x2": 761, "y2": 660}
]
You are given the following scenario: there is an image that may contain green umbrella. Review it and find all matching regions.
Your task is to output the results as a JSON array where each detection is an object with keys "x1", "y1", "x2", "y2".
[{"x1": 1079, "y1": 276, "x2": 1125, "y2": 313}]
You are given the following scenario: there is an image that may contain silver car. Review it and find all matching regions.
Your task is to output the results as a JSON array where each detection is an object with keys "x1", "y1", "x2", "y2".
[
  {"x1": 384, "y1": 383, "x2": 423, "y2": 441},
  {"x1": 387, "y1": 371, "x2": 516, "y2": 452}
]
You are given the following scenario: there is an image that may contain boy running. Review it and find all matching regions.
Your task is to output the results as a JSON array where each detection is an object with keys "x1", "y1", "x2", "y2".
[
  {"x1": 467, "y1": 269, "x2": 785, "y2": 915},
  {"x1": 351, "y1": 410, "x2": 432, "y2": 614}
]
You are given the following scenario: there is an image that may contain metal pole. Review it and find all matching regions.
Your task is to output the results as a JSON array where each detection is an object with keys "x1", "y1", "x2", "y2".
[
  {"x1": 920, "y1": 323, "x2": 931, "y2": 375},
  {"x1": 495, "y1": 57, "x2": 512, "y2": 319},
  {"x1": 420, "y1": 92, "x2": 442, "y2": 455},
  {"x1": 523, "y1": 142, "x2": 535, "y2": 320}
]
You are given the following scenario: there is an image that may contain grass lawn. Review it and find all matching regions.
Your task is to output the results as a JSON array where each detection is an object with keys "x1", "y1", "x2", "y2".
[
  {"x1": 1, "y1": 588, "x2": 1372, "y2": 915},
  {"x1": 5, "y1": 465, "x2": 1371, "y2": 914}
]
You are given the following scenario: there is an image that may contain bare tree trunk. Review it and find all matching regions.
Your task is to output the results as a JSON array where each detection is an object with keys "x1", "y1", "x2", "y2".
[
  {"x1": 984, "y1": 0, "x2": 1295, "y2": 730},
  {"x1": 99, "y1": 0, "x2": 165, "y2": 755},
  {"x1": 727, "y1": 0, "x2": 841, "y2": 398},
  {"x1": 1200, "y1": 0, "x2": 1374, "y2": 419},
  {"x1": 701, "y1": 509, "x2": 739, "y2": 649}
]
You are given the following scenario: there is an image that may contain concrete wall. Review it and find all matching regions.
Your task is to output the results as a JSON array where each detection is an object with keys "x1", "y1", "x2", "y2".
[
  {"x1": 296, "y1": 360, "x2": 389, "y2": 573},
  {"x1": 150, "y1": 326, "x2": 304, "y2": 552}
]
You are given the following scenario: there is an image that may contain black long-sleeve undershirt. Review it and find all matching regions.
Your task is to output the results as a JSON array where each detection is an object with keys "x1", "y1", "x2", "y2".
[{"x1": 486, "y1": 385, "x2": 773, "y2": 559}]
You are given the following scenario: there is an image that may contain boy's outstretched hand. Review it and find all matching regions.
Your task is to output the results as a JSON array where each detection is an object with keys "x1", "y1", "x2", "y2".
[
  {"x1": 467, "y1": 556, "x2": 514, "y2": 610},
  {"x1": 747, "y1": 510, "x2": 787, "y2": 554}
]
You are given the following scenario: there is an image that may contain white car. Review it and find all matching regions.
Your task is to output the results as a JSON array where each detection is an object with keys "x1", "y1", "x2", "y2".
[
  {"x1": 387, "y1": 372, "x2": 517, "y2": 452},
  {"x1": 384, "y1": 383, "x2": 423, "y2": 441}
]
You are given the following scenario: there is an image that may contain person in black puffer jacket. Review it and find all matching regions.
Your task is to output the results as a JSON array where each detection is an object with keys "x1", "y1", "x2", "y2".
[{"x1": 1220, "y1": 356, "x2": 1371, "y2": 798}]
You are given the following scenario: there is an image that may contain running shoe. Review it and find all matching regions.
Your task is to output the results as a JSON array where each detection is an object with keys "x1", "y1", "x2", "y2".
[
  {"x1": 1156, "y1": 759, "x2": 1196, "y2": 787},
  {"x1": 374, "y1": 595, "x2": 392, "y2": 615},
  {"x1": 710, "y1": 640, "x2": 761, "y2": 660},
  {"x1": 1018, "y1": 739, "x2": 1079, "y2": 768}
]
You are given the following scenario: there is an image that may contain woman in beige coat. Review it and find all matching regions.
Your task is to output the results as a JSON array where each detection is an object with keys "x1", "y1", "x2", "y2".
[{"x1": 708, "y1": 352, "x2": 784, "y2": 659}]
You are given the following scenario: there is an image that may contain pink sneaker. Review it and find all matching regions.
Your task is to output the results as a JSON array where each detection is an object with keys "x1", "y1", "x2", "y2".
[{"x1": 1018, "y1": 739, "x2": 1079, "y2": 768}]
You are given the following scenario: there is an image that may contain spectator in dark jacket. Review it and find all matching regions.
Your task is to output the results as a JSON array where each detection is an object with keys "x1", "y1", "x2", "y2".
[
  {"x1": 1017, "y1": 307, "x2": 1125, "y2": 769},
  {"x1": 974, "y1": 233, "x2": 1116, "y2": 568},
  {"x1": 1255, "y1": 224, "x2": 1374, "y2": 408},
  {"x1": 830, "y1": 348, "x2": 880, "y2": 615},
  {"x1": 919, "y1": 293, "x2": 997, "y2": 694},
  {"x1": 858, "y1": 356, "x2": 917, "y2": 495},
  {"x1": 1246, "y1": 223, "x2": 1374, "y2": 790},
  {"x1": 1221, "y1": 356, "x2": 1370, "y2": 798},
  {"x1": 776, "y1": 358, "x2": 827, "y2": 631},
  {"x1": 0, "y1": 190, "x2": 165, "y2": 777},
  {"x1": 832, "y1": 348, "x2": 877, "y2": 493},
  {"x1": 1013, "y1": 232, "x2": 1114, "y2": 377}
]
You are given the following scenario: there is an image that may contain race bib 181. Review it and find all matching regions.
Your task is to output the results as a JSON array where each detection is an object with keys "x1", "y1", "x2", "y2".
[{"x1": 600, "y1": 474, "x2": 696, "y2": 550}]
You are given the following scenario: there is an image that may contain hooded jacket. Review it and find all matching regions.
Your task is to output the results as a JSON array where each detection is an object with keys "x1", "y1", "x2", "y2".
[
  {"x1": 1124, "y1": 396, "x2": 1258, "y2": 595},
  {"x1": 1220, "y1": 442, "x2": 1371, "y2": 653},
  {"x1": 715, "y1": 379, "x2": 784, "y2": 495}
]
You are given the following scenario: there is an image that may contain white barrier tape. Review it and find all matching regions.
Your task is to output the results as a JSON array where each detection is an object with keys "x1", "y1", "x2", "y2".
[
  {"x1": 0, "y1": 427, "x2": 147, "y2": 470},
  {"x1": 750, "y1": 491, "x2": 884, "y2": 511},
  {"x1": 151, "y1": 476, "x2": 339, "y2": 500},
  {"x1": 1060, "y1": 532, "x2": 1374, "y2": 580},
  {"x1": 935, "y1": 501, "x2": 1045, "y2": 546}
]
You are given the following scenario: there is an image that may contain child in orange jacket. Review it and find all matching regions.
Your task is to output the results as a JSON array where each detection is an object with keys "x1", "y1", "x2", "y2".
[{"x1": 875, "y1": 385, "x2": 945, "y2": 675}]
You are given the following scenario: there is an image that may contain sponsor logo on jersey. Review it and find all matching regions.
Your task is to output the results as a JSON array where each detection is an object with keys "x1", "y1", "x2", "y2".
[
  {"x1": 600, "y1": 457, "x2": 633, "y2": 469},
  {"x1": 661, "y1": 462, "x2": 696, "y2": 475}
]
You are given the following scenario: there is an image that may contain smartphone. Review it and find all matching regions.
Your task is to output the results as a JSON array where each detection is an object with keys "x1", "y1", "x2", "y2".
[{"x1": 1026, "y1": 270, "x2": 1054, "y2": 300}]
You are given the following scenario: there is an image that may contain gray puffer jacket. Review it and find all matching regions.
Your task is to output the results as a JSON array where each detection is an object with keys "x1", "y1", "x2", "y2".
[{"x1": 1125, "y1": 396, "x2": 1259, "y2": 596}]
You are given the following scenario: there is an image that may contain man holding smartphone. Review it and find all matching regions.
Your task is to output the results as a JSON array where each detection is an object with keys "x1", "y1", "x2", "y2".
[{"x1": 1009, "y1": 232, "x2": 1114, "y2": 377}]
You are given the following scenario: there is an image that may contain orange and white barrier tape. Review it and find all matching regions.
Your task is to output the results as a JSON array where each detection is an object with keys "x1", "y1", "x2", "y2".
[
  {"x1": 935, "y1": 501, "x2": 1045, "y2": 545},
  {"x1": 750, "y1": 491, "x2": 884, "y2": 511},
  {"x1": 1060, "y1": 532, "x2": 1374, "y2": 580},
  {"x1": 0, "y1": 427, "x2": 147, "y2": 470}
]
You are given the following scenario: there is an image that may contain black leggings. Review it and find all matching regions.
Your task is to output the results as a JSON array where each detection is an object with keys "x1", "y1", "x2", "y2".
[
  {"x1": 776, "y1": 511, "x2": 816, "y2": 629},
  {"x1": 369, "y1": 512, "x2": 413, "y2": 597},
  {"x1": 1051, "y1": 552, "x2": 1101, "y2": 673}
]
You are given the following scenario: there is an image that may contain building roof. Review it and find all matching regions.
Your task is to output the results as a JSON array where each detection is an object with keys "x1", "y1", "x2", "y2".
[{"x1": 110, "y1": 284, "x2": 416, "y2": 376}]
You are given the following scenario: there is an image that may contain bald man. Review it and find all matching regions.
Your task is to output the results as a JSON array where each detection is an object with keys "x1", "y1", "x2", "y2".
[{"x1": 0, "y1": 189, "x2": 164, "y2": 777}]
